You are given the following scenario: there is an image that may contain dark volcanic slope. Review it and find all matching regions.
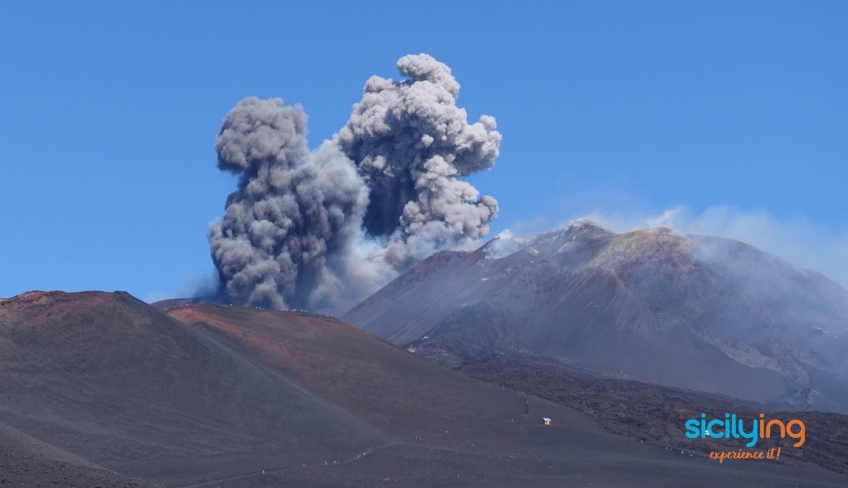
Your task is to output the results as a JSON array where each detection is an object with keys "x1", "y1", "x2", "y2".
[
  {"x1": 343, "y1": 221, "x2": 848, "y2": 412},
  {"x1": 166, "y1": 304, "x2": 529, "y2": 438},
  {"x1": 0, "y1": 291, "x2": 385, "y2": 485},
  {"x1": 452, "y1": 348, "x2": 848, "y2": 476},
  {"x1": 3, "y1": 291, "x2": 848, "y2": 487},
  {"x1": 0, "y1": 420, "x2": 157, "y2": 488}
]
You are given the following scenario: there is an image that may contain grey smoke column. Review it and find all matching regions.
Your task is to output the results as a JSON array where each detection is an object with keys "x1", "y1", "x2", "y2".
[
  {"x1": 209, "y1": 54, "x2": 501, "y2": 311},
  {"x1": 208, "y1": 98, "x2": 368, "y2": 310},
  {"x1": 335, "y1": 53, "x2": 501, "y2": 268}
]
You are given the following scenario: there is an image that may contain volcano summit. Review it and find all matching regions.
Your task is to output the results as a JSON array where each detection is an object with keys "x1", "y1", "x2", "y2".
[{"x1": 344, "y1": 221, "x2": 848, "y2": 413}]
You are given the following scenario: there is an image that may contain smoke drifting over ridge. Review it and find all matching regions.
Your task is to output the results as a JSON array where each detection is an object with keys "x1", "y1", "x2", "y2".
[{"x1": 208, "y1": 54, "x2": 501, "y2": 312}]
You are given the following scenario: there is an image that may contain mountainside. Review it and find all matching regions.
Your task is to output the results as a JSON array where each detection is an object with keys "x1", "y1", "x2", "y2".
[
  {"x1": 3, "y1": 290, "x2": 848, "y2": 487},
  {"x1": 343, "y1": 221, "x2": 848, "y2": 412},
  {"x1": 165, "y1": 303, "x2": 529, "y2": 438},
  {"x1": 0, "y1": 291, "x2": 385, "y2": 485},
  {"x1": 451, "y1": 348, "x2": 848, "y2": 476},
  {"x1": 0, "y1": 420, "x2": 157, "y2": 488}
]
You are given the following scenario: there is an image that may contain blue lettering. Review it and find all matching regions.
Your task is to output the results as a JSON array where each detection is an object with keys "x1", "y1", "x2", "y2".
[
  {"x1": 707, "y1": 419, "x2": 725, "y2": 439},
  {"x1": 685, "y1": 419, "x2": 700, "y2": 439},
  {"x1": 738, "y1": 419, "x2": 758, "y2": 448}
]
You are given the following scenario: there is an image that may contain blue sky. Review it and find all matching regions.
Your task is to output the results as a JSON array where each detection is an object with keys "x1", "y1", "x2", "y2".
[{"x1": 1, "y1": 1, "x2": 846, "y2": 300}]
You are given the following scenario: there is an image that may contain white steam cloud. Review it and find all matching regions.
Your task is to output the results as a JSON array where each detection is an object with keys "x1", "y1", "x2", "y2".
[{"x1": 208, "y1": 54, "x2": 501, "y2": 313}]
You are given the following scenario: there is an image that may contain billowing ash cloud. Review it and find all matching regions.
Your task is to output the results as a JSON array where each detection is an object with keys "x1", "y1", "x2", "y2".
[
  {"x1": 208, "y1": 54, "x2": 501, "y2": 312},
  {"x1": 333, "y1": 54, "x2": 501, "y2": 266}
]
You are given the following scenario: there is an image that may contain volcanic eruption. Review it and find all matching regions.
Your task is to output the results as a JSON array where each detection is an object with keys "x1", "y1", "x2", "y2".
[{"x1": 208, "y1": 54, "x2": 501, "y2": 312}]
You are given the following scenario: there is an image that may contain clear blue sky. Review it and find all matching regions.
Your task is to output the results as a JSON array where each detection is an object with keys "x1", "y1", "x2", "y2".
[{"x1": 2, "y1": 1, "x2": 846, "y2": 300}]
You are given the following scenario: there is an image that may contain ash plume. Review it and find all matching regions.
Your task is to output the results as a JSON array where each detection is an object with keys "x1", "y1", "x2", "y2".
[{"x1": 208, "y1": 54, "x2": 501, "y2": 313}]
